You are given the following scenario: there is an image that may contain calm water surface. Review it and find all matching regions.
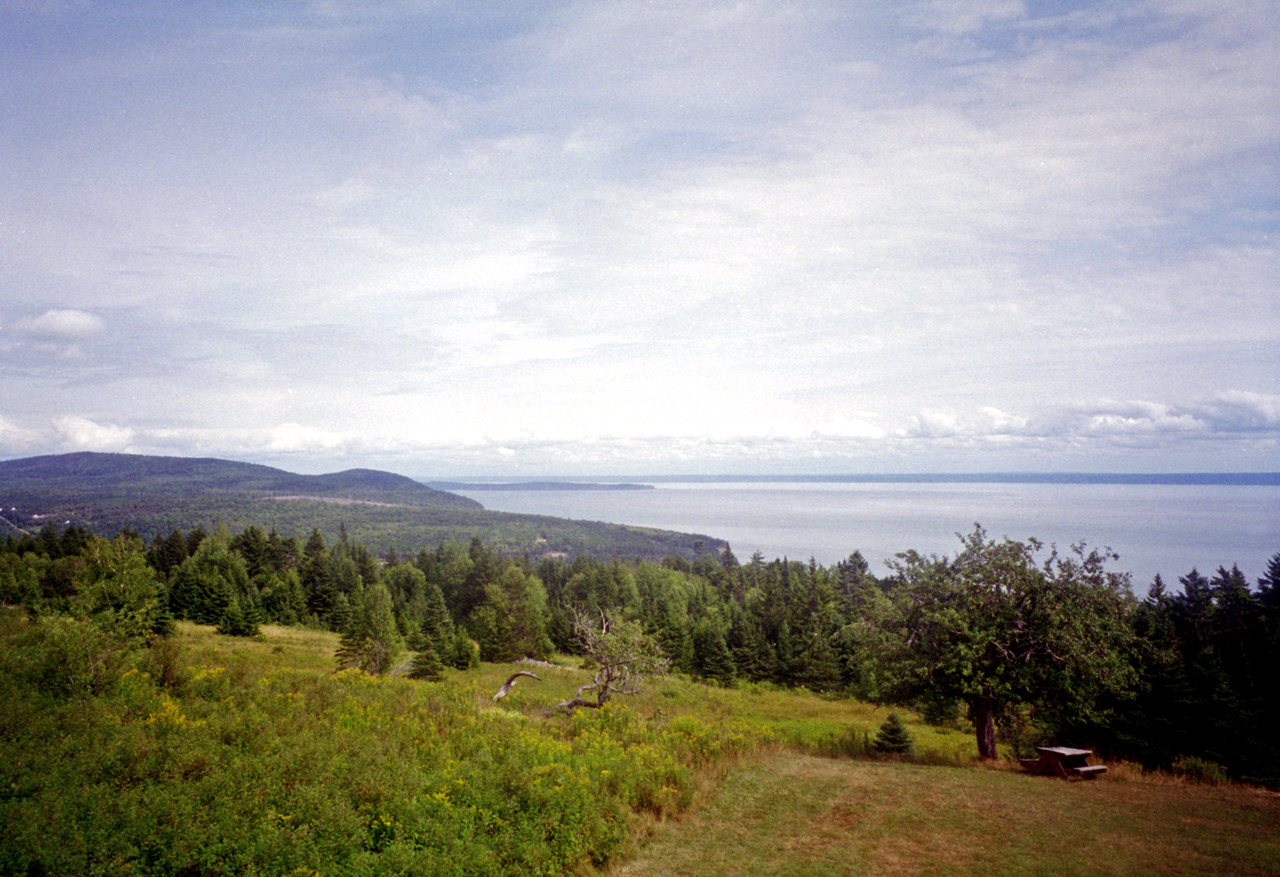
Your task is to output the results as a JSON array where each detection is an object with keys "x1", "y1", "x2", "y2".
[{"x1": 452, "y1": 482, "x2": 1280, "y2": 587}]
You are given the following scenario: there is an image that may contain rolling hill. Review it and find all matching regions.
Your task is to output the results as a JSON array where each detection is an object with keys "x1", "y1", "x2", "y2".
[{"x1": 0, "y1": 452, "x2": 723, "y2": 560}]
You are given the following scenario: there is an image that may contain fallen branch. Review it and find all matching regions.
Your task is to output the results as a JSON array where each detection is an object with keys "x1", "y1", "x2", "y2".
[{"x1": 493, "y1": 671, "x2": 541, "y2": 701}]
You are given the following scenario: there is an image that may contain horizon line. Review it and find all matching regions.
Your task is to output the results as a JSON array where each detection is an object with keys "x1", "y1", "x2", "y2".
[{"x1": 425, "y1": 472, "x2": 1280, "y2": 486}]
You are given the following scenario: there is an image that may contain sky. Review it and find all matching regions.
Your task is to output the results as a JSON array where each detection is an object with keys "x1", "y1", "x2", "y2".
[{"x1": 1, "y1": 0, "x2": 1277, "y2": 477}]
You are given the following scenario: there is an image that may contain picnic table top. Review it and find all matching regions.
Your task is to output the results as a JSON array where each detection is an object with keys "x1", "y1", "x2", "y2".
[{"x1": 1035, "y1": 746, "x2": 1093, "y2": 757}]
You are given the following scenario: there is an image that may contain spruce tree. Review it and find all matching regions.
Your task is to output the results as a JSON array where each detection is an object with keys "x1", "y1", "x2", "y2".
[
  {"x1": 873, "y1": 713, "x2": 913, "y2": 756},
  {"x1": 796, "y1": 623, "x2": 842, "y2": 692},
  {"x1": 334, "y1": 581, "x2": 401, "y2": 675},
  {"x1": 447, "y1": 630, "x2": 481, "y2": 670},
  {"x1": 408, "y1": 639, "x2": 444, "y2": 681},
  {"x1": 217, "y1": 595, "x2": 247, "y2": 637},
  {"x1": 693, "y1": 619, "x2": 736, "y2": 687}
]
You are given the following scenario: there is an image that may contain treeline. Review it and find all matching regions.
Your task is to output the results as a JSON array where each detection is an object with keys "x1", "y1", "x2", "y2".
[{"x1": 2, "y1": 521, "x2": 1277, "y2": 784}]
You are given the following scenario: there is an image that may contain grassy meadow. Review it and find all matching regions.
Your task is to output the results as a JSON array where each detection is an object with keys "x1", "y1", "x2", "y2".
[
  {"x1": 613, "y1": 756, "x2": 1280, "y2": 876},
  {"x1": 2, "y1": 615, "x2": 1276, "y2": 876}
]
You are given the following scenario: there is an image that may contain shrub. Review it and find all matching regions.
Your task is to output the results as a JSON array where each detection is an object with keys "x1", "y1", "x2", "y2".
[
  {"x1": 22, "y1": 615, "x2": 134, "y2": 700},
  {"x1": 873, "y1": 713, "x2": 913, "y2": 756},
  {"x1": 1172, "y1": 755, "x2": 1228, "y2": 785}
]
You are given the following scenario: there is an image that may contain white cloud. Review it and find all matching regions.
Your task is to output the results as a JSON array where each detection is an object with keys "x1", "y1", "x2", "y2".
[
  {"x1": 0, "y1": 3, "x2": 1275, "y2": 475},
  {"x1": 17, "y1": 309, "x2": 105, "y2": 339},
  {"x1": 1193, "y1": 393, "x2": 1280, "y2": 433},
  {"x1": 267, "y1": 423, "x2": 352, "y2": 453},
  {"x1": 323, "y1": 74, "x2": 460, "y2": 134},
  {"x1": 903, "y1": 0, "x2": 1025, "y2": 37},
  {"x1": 54, "y1": 416, "x2": 134, "y2": 451},
  {"x1": 0, "y1": 414, "x2": 41, "y2": 454}
]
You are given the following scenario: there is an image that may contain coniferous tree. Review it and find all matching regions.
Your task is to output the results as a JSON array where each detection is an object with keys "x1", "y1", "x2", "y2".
[
  {"x1": 407, "y1": 576, "x2": 457, "y2": 677},
  {"x1": 169, "y1": 531, "x2": 249, "y2": 626},
  {"x1": 217, "y1": 594, "x2": 258, "y2": 637},
  {"x1": 299, "y1": 529, "x2": 336, "y2": 622},
  {"x1": 335, "y1": 580, "x2": 401, "y2": 675},
  {"x1": 193, "y1": 572, "x2": 232, "y2": 626},
  {"x1": 231, "y1": 526, "x2": 269, "y2": 578},
  {"x1": 148, "y1": 529, "x2": 190, "y2": 581},
  {"x1": 420, "y1": 578, "x2": 454, "y2": 645},
  {"x1": 796, "y1": 623, "x2": 842, "y2": 692},
  {"x1": 692, "y1": 618, "x2": 736, "y2": 687},
  {"x1": 408, "y1": 638, "x2": 444, "y2": 681},
  {"x1": 1259, "y1": 553, "x2": 1280, "y2": 612},
  {"x1": 728, "y1": 606, "x2": 776, "y2": 683},
  {"x1": 469, "y1": 565, "x2": 552, "y2": 662},
  {"x1": 447, "y1": 630, "x2": 481, "y2": 670},
  {"x1": 873, "y1": 713, "x2": 913, "y2": 756},
  {"x1": 773, "y1": 620, "x2": 799, "y2": 687},
  {"x1": 259, "y1": 569, "x2": 306, "y2": 625}
]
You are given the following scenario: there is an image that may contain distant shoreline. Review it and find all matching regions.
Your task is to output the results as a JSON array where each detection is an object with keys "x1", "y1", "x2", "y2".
[
  {"x1": 426, "y1": 481, "x2": 657, "y2": 492},
  {"x1": 426, "y1": 473, "x2": 1280, "y2": 487}
]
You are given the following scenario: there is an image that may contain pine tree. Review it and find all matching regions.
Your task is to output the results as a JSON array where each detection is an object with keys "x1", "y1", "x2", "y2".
[
  {"x1": 447, "y1": 630, "x2": 481, "y2": 670},
  {"x1": 873, "y1": 713, "x2": 913, "y2": 756},
  {"x1": 693, "y1": 619, "x2": 736, "y2": 687},
  {"x1": 796, "y1": 623, "x2": 842, "y2": 693},
  {"x1": 241, "y1": 592, "x2": 263, "y2": 636},
  {"x1": 408, "y1": 639, "x2": 444, "y2": 681},
  {"x1": 334, "y1": 581, "x2": 401, "y2": 675},
  {"x1": 217, "y1": 595, "x2": 247, "y2": 637}
]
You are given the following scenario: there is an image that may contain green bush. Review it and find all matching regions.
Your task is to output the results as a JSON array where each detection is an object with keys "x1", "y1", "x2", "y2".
[
  {"x1": 0, "y1": 625, "x2": 766, "y2": 876},
  {"x1": 1172, "y1": 755, "x2": 1228, "y2": 785},
  {"x1": 18, "y1": 615, "x2": 134, "y2": 700}
]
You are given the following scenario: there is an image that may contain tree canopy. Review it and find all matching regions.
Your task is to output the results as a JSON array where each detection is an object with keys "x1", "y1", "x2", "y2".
[{"x1": 863, "y1": 527, "x2": 1138, "y2": 759}]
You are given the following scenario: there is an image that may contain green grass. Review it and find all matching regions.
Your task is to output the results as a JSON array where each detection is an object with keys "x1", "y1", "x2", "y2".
[
  {"x1": 474, "y1": 656, "x2": 974, "y2": 765},
  {"x1": 612, "y1": 754, "x2": 1280, "y2": 877},
  {"x1": 3, "y1": 616, "x2": 1276, "y2": 876}
]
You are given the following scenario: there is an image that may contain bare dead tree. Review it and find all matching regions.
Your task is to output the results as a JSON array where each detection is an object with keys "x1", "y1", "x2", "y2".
[{"x1": 543, "y1": 608, "x2": 669, "y2": 716}]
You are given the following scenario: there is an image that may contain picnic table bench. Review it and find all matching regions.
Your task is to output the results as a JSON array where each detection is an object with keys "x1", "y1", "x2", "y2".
[{"x1": 1020, "y1": 747, "x2": 1108, "y2": 780}]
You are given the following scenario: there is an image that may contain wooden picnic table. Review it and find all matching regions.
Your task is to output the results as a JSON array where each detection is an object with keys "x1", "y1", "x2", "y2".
[{"x1": 1020, "y1": 746, "x2": 1108, "y2": 780}]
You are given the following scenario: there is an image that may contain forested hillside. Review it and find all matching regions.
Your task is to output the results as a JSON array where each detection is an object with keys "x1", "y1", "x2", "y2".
[
  {"x1": 0, "y1": 452, "x2": 721, "y2": 560},
  {"x1": 3, "y1": 518, "x2": 1277, "y2": 786}
]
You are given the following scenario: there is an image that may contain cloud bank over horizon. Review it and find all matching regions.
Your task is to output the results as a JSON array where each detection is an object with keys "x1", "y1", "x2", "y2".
[{"x1": 1, "y1": 1, "x2": 1277, "y2": 476}]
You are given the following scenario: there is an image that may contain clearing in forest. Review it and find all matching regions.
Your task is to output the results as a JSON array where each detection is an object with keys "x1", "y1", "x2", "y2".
[{"x1": 612, "y1": 753, "x2": 1280, "y2": 877}]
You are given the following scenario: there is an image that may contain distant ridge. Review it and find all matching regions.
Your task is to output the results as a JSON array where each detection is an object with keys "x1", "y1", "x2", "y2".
[
  {"x1": 428, "y1": 480, "x2": 656, "y2": 492},
  {"x1": 0, "y1": 451, "x2": 479, "y2": 508},
  {"x1": 0, "y1": 452, "x2": 723, "y2": 560}
]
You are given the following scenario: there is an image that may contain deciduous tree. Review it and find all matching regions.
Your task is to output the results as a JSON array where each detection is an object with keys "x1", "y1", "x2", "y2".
[{"x1": 868, "y1": 526, "x2": 1137, "y2": 759}]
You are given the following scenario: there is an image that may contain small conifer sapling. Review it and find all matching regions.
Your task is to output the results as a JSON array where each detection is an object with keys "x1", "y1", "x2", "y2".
[{"x1": 873, "y1": 713, "x2": 913, "y2": 756}]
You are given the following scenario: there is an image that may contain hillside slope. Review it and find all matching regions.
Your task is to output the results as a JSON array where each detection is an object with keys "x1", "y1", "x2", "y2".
[
  {"x1": 0, "y1": 452, "x2": 478, "y2": 507},
  {"x1": 0, "y1": 452, "x2": 723, "y2": 560}
]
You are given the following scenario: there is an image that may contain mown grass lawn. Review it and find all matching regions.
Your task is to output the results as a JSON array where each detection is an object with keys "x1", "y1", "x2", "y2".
[{"x1": 611, "y1": 754, "x2": 1280, "y2": 877}]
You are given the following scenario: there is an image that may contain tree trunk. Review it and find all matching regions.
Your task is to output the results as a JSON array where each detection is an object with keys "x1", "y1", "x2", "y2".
[{"x1": 973, "y1": 696, "x2": 998, "y2": 760}]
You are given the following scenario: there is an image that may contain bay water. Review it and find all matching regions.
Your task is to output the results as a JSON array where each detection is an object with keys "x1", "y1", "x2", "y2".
[{"x1": 450, "y1": 481, "x2": 1280, "y2": 589}]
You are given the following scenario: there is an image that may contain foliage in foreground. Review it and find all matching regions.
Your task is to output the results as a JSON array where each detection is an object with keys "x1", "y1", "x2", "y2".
[{"x1": 0, "y1": 615, "x2": 762, "y2": 877}]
